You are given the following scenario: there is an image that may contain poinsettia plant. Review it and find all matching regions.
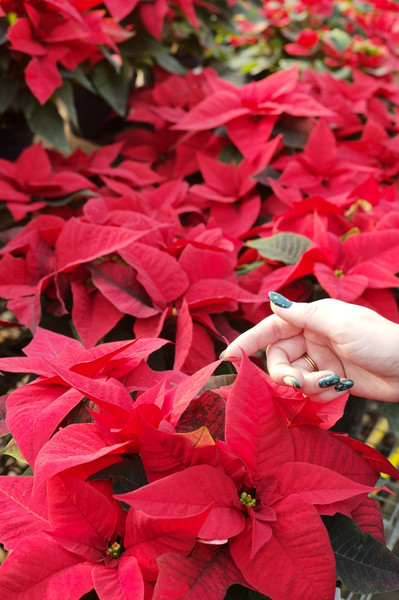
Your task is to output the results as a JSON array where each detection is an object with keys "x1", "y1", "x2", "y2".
[
  {"x1": 0, "y1": 0, "x2": 236, "y2": 149},
  {"x1": 2, "y1": 1, "x2": 399, "y2": 598},
  {"x1": 1, "y1": 331, "x2": 399, "y2": 599}
]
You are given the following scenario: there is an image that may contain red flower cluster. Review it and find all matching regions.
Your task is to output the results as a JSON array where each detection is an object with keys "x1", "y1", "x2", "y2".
[
  {"x1": 0, "y1": 338, "x2": 396, "y2": 599},
  {"x1": 2, "y1": 2, "x2": 399, "y2": 597}
]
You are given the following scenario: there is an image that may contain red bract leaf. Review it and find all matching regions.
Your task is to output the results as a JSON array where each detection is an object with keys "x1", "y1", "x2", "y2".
[
  {"x1": 47, "y1": 476, "x2": 117, "y2": 562},
  {"x1": 137, "y1": 414, "x2": 217, "y2": 483},
  {"x1": 0, "y1": 534, "x2": 93, "y2": 600},
  {"x1": 6, "y1": 384, "x2": 83, "y2": 467},
  {"x1": 274, "y1": 462, "x2": 373, "y2": 508},
  {"x1": 119, "y1": 243, "x2": 189, "y2": 306},
  {"x1": 226, "y1": 116, "x2": 278, "y2": 162},
  {"x1": 25, "y1": 55, "x2": 63, "y2": 104},
  {"x1": 290, "y1": 426, "x2": 380, "y2": 487},
  {"x1": 71, "y1": 280, "x2": 124, "y2": 348},
  {"x1": 332, "y1": 433, "x2": 399, "y2": 479},
  {"x1": 33, "y1": 423, "x2": 130, "y2": 493},
  {"x1": 225, "y1": 354, "x2": 294, "y2": 482},
  {"x1": 153, "y1": 545, "x2": 246, "y2": 600},
  {"x1": 55, "y1": 218, "x2": 149, "y2": 271},
  {"x1": 0, "y1": 476, "x2": 49, "y2": 550},
  {"x1": 91, "y1": 556, "x2": 144, "y2": 600},
  {"x1": 174, "y1": 298, "x2": 193, "y2": 371},
  {"x1": 185, "y1": 279, "x2": 261, "y2": 310},
  {"x1": 104, "y1": 0, "x2": 139, "y2": 20},
  {"x1": 230, "y1": 496, "x2": 336, "y2": 600},
  {"x1": 89, "y1": 261, "x2": 159, "y2": 318},
  {"x1": 115, "y1": 464, "x2": 245, "y2": 540},
  {"x1": 168, "y1": 359, "x2": 221, "y2": 425},
  {"x1": 125, "y1": 506, "x2": 212, "y2": 575},
  {"x1": 45, "y1": 360, "x2": 133, "y2": 417},
  {"x1": 350, "y1": 495, "x2": 385, "y2": 542},
  {"x1": 175, "y1": 91, "x2": 246, "y2": 131}
]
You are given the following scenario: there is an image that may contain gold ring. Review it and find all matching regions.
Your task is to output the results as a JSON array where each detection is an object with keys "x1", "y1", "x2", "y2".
[{"x1": 300, "y1": 352, "x2": 319, "y2": 372}]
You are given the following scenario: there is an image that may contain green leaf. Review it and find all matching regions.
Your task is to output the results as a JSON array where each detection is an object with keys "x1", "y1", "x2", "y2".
[
  {"x1": 0, "y1": 78, "x2": 19, "y2": 112},
  {"x1": 153, "y1": 51, "x2": 186, "y2": 75},
  {"x1": 236, "y1": 260, "x2": 264, "y2": 276},
  {"x1": 324, "y1": 513, "x2": 399, "y2": 593},
  {"x1": 223, "y1": 585, "x2": 271, "y2": 600},
  {"x1": 247, "y1": 233, "x2": 311, "y2": 265},
  {"x1": 121, "y1": 34, "x2": 186, "y2": 75},
  {"x1": 89, "y1": 457, "x2": 148, "y2": 495},
  {"x1": 3, "y1": 437, "x2": 28, "y2": 464},
  {"x1": 24, "y1": 100, "x2": 68, "y2": 151},
  {"x1": 91, "y1": 59, "x2": 130, "y2": 116},
  {"x1": 323, "y1": 28, "x2": 352, "y2": 52}
]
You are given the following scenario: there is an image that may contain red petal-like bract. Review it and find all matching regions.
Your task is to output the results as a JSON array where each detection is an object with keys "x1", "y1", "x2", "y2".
[
  {"x1": 230, "y1": 496, "x2": 336, "y2": 600},
  {"x1": 0, "y1": 477, "x2": 49, "y2": 550},
  {"x1": 225, "y1": 353, "x2": 294, "y2": 482},
  {"x1": 153, "y1": 545, "x2": 247, "y2": 600},
  {"x1": 0, "y1": 535, "x2": 94, "y2": 600},
  {"x1": 91, "y1": 556, "x2": 145, "y2": 600}
]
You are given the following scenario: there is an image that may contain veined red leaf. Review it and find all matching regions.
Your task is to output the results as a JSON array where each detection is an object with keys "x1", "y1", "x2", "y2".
[
  {"x1": 115, "y1": 464, "x2": 245, "y2": 540},
  {"x1": 0, "y1": 476, "x2": 49, "y2": 550},
  {"x1": 91, "y1": 556, "x2": 145, "y2": 600},
  {"x1": 153, "y1": 545, "x2": 246, "y2": 600},
  {"x1": 230, "y1": 496, "x2": 336, "y2": 600},
  {"x1": 0, "y1": 534, "x2": 93, "y2": 600},
  {"x1": 226, "y1": 354, "x2": 294, "y2": 482}
]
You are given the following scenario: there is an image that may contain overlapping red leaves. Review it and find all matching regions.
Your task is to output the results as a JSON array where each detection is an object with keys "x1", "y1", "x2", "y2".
[{"x1": 2, "y1": 2, "x2": 399, "y2": 598}]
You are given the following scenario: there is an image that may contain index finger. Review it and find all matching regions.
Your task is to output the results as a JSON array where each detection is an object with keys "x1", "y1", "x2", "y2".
[{"x1": 220, "y1": 313, "x2": 302, "y2": 360}]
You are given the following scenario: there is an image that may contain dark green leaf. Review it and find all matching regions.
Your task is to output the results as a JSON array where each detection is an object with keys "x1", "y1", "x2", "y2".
[
  {"x1": 153, "y1": 52, "x2": 186, "y2": 75},
  {"x1": 223, "y1": 585, "x2": 271, "y2": 600},
  {"x1": 89, "y1": 457, "x2": 148, "y2": 495},
  {"x1": 0, "y1": 78, "x2": 19, "y2": 112},
  {"x1": 324, "y1": 513, "x2": 399, "y2": 593},
  {"x1": 24, "y1": 101, "x2": 68, "y2": 151},
  {"x1": 91, "y1": 59, "x2": 130, "y2": 116},
  {"x1": 22, "y1": 466, "x2": 34, "y2": 477},
  {"x1": 247, "y1": 233, "x2": 311, "y2": 265}
]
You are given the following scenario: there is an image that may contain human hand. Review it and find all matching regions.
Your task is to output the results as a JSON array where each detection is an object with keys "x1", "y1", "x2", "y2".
[{"x1": 220, "y1": 292, "x2": 399, "y2": 403}]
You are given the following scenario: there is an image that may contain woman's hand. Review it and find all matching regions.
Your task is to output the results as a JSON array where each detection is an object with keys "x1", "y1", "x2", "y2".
[{"x1": 220, "y1": 292, "x2": 399, "y2": 403}]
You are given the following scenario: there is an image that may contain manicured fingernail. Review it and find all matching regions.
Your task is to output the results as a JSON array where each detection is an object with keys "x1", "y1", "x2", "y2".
[
  {"x1": 334, "y1": 379, "x2": 354, "y2": 392},
  {"x1": 268, "y1": 292, "x2": 292, "y2": 308},
  {"x1": 318, "y1": 374, "x2": 341, "y2": 388},
  {"x1": 283, "y1": 376, "x2": 301, "y2": 389}
]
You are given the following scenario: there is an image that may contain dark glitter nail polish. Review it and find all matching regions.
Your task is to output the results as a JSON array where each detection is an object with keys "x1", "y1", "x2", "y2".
[
  {"x1": 289, "y1": 376, "x2": 301, "y2": 389},
  {"x1": 268, "y1": 292, "x2": 292, "y2": 308},
  {"x1": 334, "y1": 379, "x2": 354, "y2": 392},
  {"x1": 318, "y1": 374, "x2": 341, "y2": 388}
]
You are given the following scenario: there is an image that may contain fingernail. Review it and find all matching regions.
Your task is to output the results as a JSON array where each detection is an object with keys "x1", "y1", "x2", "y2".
[
  {"x1": 268, "y1": 291, "x2": 292, "y2": 308},
  {"x1": 318, "y1": 374, "x2": 341, "y2": 388},
  {"x1": 219, "y1": 351, "x2": 238, "y2": 361},
  {"x1": 334, "y1": 379, "x2": 354, "y2": 392},
  {"x1": 283, "y1": 376, "x2": 301, "y2": 389}
]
